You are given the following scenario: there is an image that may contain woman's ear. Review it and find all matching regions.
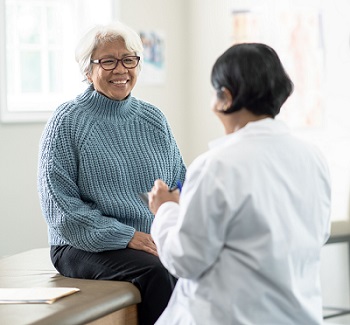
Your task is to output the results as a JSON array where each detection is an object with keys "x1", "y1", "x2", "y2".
[{"x1": 86, "y1": 73, "x2": 93, "y2": 84}]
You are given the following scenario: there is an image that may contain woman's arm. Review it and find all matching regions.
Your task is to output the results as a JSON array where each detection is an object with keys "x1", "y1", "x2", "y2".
[{"x1": 38, "y1": 108, "x2": 135, "y2": 252}]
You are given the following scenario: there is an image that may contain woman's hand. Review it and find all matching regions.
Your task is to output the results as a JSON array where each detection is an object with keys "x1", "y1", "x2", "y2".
[
  {"x1": 128, "y1": 231, "x2": 158, "y2": 256},
  {"x1": 149, "y1": 179, "x2": 180, "y2": 215}
]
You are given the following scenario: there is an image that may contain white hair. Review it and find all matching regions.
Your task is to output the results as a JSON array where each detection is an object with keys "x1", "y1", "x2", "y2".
[{"x1": 75, "y1": 22, "x2": 144, "y2": 82}]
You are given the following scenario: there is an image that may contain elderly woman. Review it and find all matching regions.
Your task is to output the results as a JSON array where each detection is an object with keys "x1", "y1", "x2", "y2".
[
  {"x1": 38, "y1": 22, "x2": 186, "y2": 325},
  {"x1": 149, "y1": 43, "x2": 331, "y2": 325}
]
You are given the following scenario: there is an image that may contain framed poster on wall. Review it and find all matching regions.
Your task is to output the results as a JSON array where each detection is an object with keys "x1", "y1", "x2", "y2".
[{"x1": 231, "y1": 1, "x2": 350, "y2": 223}]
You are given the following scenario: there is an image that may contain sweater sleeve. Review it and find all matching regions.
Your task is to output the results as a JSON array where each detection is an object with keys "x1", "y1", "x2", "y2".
[
  {"x1": 38, "y1": 105, "x2": 135, "y2": 252},
  {"x1": 163, "y1": 118, "x2": 187, "y2": 188},
  {"x1": 142, "y1": 103, "x2": 186, "y2": 188}
]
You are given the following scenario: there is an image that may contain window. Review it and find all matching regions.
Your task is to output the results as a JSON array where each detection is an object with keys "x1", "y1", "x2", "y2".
[{"x1": 0, "y1": 0, "x2": 117, "y2": 122}]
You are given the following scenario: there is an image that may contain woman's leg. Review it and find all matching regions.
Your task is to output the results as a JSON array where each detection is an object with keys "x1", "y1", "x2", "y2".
[{"x1": 51, "y1": 245, "x2": 176, "y2": 325}]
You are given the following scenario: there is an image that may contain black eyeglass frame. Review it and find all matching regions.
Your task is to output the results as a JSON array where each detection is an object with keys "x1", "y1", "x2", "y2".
[{"x1": 90, "y1": 56, "x2": 141, "y2": 70}]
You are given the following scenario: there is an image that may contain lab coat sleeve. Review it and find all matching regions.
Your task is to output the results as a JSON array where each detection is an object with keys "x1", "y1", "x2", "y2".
[{"x1": 151, "y1": 156, "x2": 232, "y2": 279}]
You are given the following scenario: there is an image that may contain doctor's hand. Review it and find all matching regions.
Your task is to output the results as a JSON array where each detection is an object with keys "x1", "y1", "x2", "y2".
[
  {"x1": 149, "y1": 179, "x2": 180, "y2": 215},
  {"x1": 128, "y1": 231, "x2": 158, "y2": 256}
]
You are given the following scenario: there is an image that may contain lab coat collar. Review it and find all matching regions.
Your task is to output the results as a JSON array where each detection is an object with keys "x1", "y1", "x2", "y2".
[{"x1": 208, "y1": 118, "x2": 289, "y2": 150}]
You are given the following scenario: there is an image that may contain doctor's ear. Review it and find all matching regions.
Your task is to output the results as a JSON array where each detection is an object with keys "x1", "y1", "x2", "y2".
[{"x1": 217, "y1": 87, "x2": 233, "y2": 110}]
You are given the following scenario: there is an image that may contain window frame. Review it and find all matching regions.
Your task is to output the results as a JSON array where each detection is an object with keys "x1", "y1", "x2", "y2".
[{"x1": 0, "y1": 0, "x2": 119, "y2": 123}]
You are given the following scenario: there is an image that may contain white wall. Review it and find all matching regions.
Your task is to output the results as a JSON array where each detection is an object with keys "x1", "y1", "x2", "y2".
[
  {"x1": 119, "y1": 0, "x2": 192, "y2": 163},
  {"x1": 187, "y1": 0, "x2": 233, "y2": 159},
  {"x1": 0, "y1": 123, "x2": 48, "y2": 257}
]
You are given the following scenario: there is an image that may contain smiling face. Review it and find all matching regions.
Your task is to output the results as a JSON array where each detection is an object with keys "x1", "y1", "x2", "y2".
[{"x1": 87, "y1": 37, "x2": 138, "y2": 100}]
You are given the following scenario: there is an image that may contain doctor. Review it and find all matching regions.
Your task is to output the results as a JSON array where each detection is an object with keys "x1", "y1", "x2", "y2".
[{"x1": 148, "y1": 43, "x2": 331, "y2": 325}]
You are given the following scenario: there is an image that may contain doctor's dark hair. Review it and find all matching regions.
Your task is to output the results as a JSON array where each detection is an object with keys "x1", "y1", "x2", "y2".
[{"x1": 211, "y1": 43, "x2": 294, "y2": 117}]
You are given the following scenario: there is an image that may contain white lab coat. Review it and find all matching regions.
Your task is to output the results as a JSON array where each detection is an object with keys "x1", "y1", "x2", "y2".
[{"x1": 151, "y1": 118, "x2": 331, "y2": 325}]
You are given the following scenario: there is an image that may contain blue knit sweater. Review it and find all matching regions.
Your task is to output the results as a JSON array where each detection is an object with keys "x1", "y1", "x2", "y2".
[{"x1": 38, "y1": 85, "x2": 186, "y2": 252}]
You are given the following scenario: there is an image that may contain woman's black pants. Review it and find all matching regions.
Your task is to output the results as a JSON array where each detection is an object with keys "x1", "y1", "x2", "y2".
[{"x1": 50, "y1": 245, "x2": 176, "y2": 325}]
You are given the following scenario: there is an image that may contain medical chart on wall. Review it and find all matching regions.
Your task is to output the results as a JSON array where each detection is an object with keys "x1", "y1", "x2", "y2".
[
  {"x1": 231, "y1": 9, "x2": 325, "y2": 129},
  {"x1": 231, "y1": 3, "x2": 350, "y2": 222}
]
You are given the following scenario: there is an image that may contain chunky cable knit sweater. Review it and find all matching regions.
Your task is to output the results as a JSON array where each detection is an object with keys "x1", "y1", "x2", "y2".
[{"x1": 38, "y1": 85, "x2": 186, "y2": 252}]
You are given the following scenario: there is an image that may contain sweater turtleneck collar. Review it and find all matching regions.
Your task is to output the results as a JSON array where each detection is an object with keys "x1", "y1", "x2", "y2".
[{"x1": 76, "y1": 84, "x2": 138, "y2": 122}]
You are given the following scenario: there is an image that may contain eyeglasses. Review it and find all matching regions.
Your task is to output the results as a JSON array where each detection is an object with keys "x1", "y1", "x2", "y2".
[{"x1": 90, "y1": 56, "x2": 140, "y2": 70}]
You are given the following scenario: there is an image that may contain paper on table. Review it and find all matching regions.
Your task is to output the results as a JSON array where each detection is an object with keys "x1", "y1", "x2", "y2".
[{"x1": 0, "y1": 287, "x2": 80, "y2": 304}]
